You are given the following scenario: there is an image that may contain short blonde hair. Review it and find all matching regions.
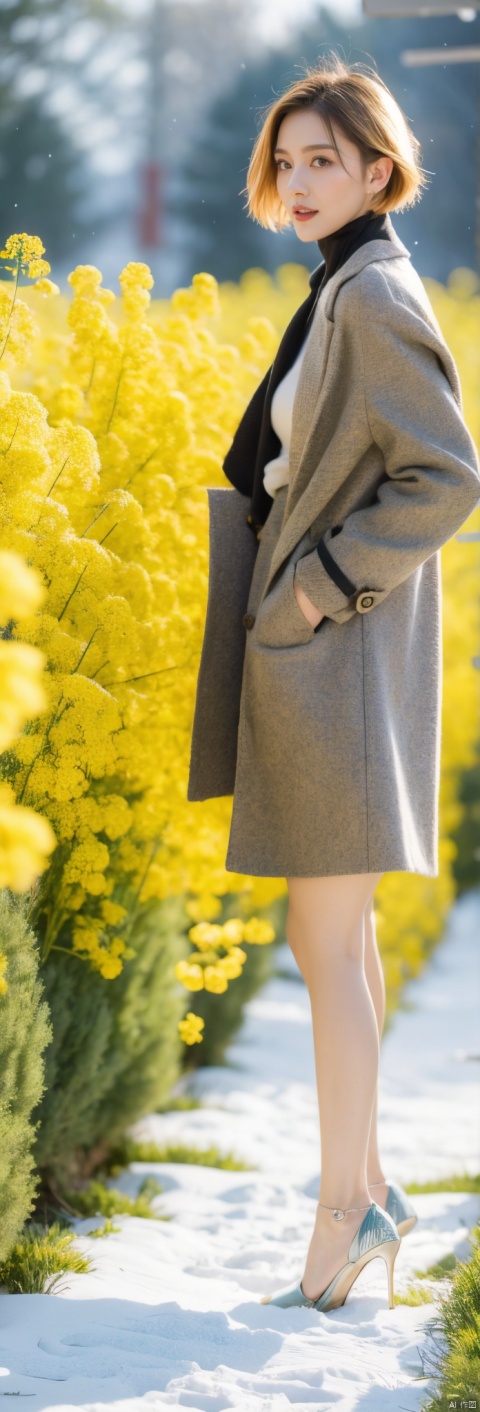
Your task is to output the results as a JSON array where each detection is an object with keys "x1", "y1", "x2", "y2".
[{"x1": 245, "y1": 53, "x2": 428, "y2": 231}]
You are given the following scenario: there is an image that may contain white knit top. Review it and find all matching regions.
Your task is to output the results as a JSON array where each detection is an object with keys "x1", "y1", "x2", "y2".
[{"x1": 263, "y1": 326, "x2": 312, "y2": 499}]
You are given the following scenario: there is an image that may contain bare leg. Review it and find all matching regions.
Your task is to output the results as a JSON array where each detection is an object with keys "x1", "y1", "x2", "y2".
[
  {"x1": 364, "y1": 898, "x2": 389, "y2": 1209},
  {"x1": 285, "y1": 871, "x2": 383, "y2": 1301}
]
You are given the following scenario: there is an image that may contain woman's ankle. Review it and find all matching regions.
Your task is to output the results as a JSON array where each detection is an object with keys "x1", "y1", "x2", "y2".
[{"x1": 317, "y1": 1192, "x2": 372, "y2": 1217}]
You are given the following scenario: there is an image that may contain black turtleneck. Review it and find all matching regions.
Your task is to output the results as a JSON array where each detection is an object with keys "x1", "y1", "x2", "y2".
[
  {"x1": 223, "y1": 208, "x2": 397, "y2": 532},
  {"x1": 315, "y1": 208, "x2": 395, "y2": 290}
]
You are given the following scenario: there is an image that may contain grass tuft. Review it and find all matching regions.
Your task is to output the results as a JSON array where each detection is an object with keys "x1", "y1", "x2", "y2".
[
  {"x1": 156, "y1": 1096, "x2": 204, "y2": 1111},
  {"x1": 394, "y1": 1284, "x2": 436, "y2": 1306},
  {"x1": 105, "y1": 1136, "x2": 255, "y2": 1175},
  {"x1": 405, "y1": 1173, "x2": 480, "y2": 1194},
  {"x1": 416, "y1": 1252, "x2": 458, "y2": 1281},
  {"x1": 89, "y1": 1217, "x2": 121, "y2": 1238},
  {"x1": 0, "y1": 1222, "x2": 91, "y2": 1294},
  {"x1": 61, "y1": 1177, "x2": 169, "y2": 1221}
]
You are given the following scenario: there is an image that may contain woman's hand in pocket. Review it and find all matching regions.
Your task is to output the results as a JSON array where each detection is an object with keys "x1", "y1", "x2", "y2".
[{"x1": 293, "y1": 571, "x2": 325, "y2": 629}]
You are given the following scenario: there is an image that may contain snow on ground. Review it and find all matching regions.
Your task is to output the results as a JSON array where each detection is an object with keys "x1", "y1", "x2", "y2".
[{"x1": 0, "y1": 886, "x2": 479, "y2": 1411}]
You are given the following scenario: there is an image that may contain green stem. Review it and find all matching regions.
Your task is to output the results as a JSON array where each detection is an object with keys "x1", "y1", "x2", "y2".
[
  {"x1": 49, "y1": 945, "x2": 89, "y2": 963},
  {"x1": 58, "y1": 564, "x2": 87, "y2": 621},
  {"x1": 105, "y1": 368, "x2": 123, "y2": 433},
  {"x1": 91, "y1": 659, "x2": 110, "y2": 679},
  {"x1": 86, "y1": 356, "x2": 97, "y2": 397},
  {"x1": 46, "y1": 453, "x2": 71, "y2": 498},
  {"x1": 123, "y1": 446, "x2": 160, "y2": 489},
  {"x1": 80, "y1": 503, "x2": 109, "y2": 537},
  {"x1": 1, "y1": 415, "x2": 20, "y2": 456},
  {"x1": 101, "y1": 656, "x2": 194, "y2": 688},
  {"x1": 17, "y1": 697, "x2": 66, "y2": 804},
  {"x1": 73, "y1": 628, "x2": 98, "y2": 673},
  {"x1": 0, "y1": 258, "x2": 20, "y2": 362},
  {"x1": 98, "y1": 521, "x2": 118, "y2": 546}
]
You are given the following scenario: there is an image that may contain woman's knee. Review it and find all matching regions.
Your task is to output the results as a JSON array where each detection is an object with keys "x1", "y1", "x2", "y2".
[{"x1": 286, "y1": 873, "x2": 382, "y2": 966}]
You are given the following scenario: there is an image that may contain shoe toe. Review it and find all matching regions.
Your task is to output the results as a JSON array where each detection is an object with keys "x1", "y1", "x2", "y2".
[{"x1": 260, "y1": 1280, "x2": 313, "y2": 1308}]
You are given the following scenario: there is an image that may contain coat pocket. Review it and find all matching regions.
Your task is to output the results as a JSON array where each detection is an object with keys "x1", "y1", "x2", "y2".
[
  {"x1": 254, "y1": 553, "x2": 316, "y2": 649},
  {"x1": 187, "y1": 486, "x2": 258, "y2": 802}
]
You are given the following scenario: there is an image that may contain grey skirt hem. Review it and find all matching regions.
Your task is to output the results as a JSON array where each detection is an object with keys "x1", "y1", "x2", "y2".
[{"x1": 224, "y1": 850, "x2": 438, "y2": 879}]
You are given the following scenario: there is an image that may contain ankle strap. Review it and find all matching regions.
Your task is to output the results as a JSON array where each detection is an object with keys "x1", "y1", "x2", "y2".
[{"x1": 317, "y1": 1201, "x2": 372, "y2": 1221}]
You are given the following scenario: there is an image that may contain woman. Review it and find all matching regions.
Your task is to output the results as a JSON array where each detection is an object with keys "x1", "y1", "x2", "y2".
[{"x1": 187, "y1": 56, "x2": 480, "y2": 1312}]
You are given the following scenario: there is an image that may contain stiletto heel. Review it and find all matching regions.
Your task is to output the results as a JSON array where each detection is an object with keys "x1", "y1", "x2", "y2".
[
  {"x1": 382, "y1": 1236, "x2": 397, "y2": 1309},
  {"x1": 260, "y1": 1199, "x2": 400, "y2": 1312}
]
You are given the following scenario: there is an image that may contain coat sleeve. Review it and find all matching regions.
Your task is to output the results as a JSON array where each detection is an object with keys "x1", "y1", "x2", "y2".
[{"x1": 294, "y1": 274, "x2": 480, "y2": 625}]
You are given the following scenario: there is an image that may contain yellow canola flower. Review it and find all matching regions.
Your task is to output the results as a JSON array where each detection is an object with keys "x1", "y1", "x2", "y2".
[
  {"x1": 243, "y1": 918, "x2": 276, "y2": 945},
  {"x1": 97, "y1": 954, "x2": 123, "y2": 979},
  {"x1": 224, "y1": 945, "x2": 246, "y2": 965},
  {"x1": 0, "y1": 233, "x2": 50, "y2": 278},
  {"x1": 188, "y1": 922, "x2": 224, "y2": 950},
  {"x1": 33, "y1": 278, "x2": 60, "y2": 297},
  {"x1": 0, "y1": 551, "x2": 46, "y2": 624},
  {"x1": 0, "y1": 642, "x2": 48, "y2": 751},
  {"x1": 0, "y1": 791, "x2": 57, "y2": 892},
  {"x1": 221, "y1": 918, "x2": 245, "y2": 946},
  {"x1": 184, "y1": 893, "x2": 222, "y2": 922},
  {"x1": 216, "y1": 953, "x2": 244, "y2": 979},
  {"x1": 178, "y1": 1010, "x2": 205, "y2": 1045},
  {"x1": 174, "y1": 959, "x2": 204, "y2": 990},
  {"x1": 203, "y1": 965, "x2": 228, "y2": 993},
  {"x1": 100, "y1": 899, "x2": 128, "y2": 926}
]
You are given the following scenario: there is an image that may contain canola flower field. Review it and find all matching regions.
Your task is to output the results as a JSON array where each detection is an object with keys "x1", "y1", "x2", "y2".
[{"x1": 0, "y1": 234, "x2": 479, "y2": 1055}]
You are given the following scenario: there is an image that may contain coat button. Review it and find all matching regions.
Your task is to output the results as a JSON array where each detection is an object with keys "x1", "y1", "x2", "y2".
[
  {"x1": 242, "y1": 613, "x2": 256, "y2": 629},
  {"x1": 359, "y1": 594, "x2": 374, "y2": 610}
]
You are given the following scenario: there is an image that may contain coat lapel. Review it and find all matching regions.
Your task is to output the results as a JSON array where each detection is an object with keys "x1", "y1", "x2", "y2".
[{"x1": 263, "y1": 233, "x2": 411, "y2": 595}]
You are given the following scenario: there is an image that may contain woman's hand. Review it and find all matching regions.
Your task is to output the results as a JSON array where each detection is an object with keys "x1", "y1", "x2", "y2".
[{"x1": 294, "y1": 573, "x2": 325, "y2": 629}]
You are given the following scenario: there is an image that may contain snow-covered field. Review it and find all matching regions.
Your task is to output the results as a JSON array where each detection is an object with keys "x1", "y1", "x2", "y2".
[{"x1": 1, "y1": 887, "x2": 479, "y2": 1411}]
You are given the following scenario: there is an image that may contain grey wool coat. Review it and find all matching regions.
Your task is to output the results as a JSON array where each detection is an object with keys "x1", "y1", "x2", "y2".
[{"x1": 187, "y1": 230, "x2": 480, "y2": 878}]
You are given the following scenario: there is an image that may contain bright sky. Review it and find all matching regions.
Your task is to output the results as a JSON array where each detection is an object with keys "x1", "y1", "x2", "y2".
[
  {"x1": 256, "y1": 0, "x2": 362, "y2": 43},
  {"x1": 119, "y1": 0, "x2": 364, "y2": 41}
]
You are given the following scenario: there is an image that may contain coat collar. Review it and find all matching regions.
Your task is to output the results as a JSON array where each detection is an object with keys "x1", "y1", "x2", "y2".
[
  {"x1": 317, "y1": 228, "x2": 411, "y2": 322},
  {"x1": 262, "y1": 230, "x2": 411, "y2": 596}
]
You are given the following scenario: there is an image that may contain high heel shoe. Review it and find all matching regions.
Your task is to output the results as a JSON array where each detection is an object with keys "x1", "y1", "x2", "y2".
[
  {"x1": 260, "y1": 1199, "x2": 401, "y2": 1312},
  {"x1": 369, "y1": 1179, "x2": 418, "y2": 1237}
]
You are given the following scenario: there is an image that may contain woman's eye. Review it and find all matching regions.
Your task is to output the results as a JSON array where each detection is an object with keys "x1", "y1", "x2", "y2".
[{"x1": 274, "y1": 157, "x2": 331, "y2": 170}]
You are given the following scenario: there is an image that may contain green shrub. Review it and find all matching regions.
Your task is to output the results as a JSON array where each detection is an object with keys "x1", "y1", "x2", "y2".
[
  {"x1": 34, "y1": 894, "x2": 189, "y2": 1177},
  {"x1": 451, "y1": 753, "x2": 480, "y2": 894},
  {"x1": 420, "y1": 1222, "x2": 480, "y2": 1410},
  {"x1": 0, "y1": 1221, "x2": 91, "y2": 1293},
  {"x1": 0, "y1": 891, "x2": 52, "y2": 1261}
]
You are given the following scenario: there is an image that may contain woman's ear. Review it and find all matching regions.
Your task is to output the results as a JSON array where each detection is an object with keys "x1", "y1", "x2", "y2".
[{"x1": 368, "y1": 155, "x2": 394, "y2": 197}]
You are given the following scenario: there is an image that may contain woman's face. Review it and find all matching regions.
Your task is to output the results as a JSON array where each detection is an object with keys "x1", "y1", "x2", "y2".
[{"x1": 274, "y1": 107, "x2": 393, "y2": 242}]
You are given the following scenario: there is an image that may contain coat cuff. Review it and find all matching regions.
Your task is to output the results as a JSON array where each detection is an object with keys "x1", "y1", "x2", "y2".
[{"x1": 294, "y1": 528, "x2": 388, "y2": 625}]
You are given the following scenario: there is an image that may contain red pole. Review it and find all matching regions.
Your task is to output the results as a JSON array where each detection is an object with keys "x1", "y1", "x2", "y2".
[{"x1": 138, "y1": 161, "x2": 165, "y2": 248}]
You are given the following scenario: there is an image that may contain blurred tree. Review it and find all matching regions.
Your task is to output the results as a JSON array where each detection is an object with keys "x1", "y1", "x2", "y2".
[
  {"x1": 451, "y1": 753, "x2": 480, "y2": 893},
  {"x1": 175, "y1": 4, "x2": 480, "y2": 283},
  {"x1": 0, "y1": 0, "x2": 127, "y2": 265},
  {"x1": 0, "y1": 99, "x2": 87, "y2": 264}
]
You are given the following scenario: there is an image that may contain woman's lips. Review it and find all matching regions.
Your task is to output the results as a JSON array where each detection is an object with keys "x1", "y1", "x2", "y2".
[{"x1": 293, "y1": 209, "x2": 317, "y2": 222}]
